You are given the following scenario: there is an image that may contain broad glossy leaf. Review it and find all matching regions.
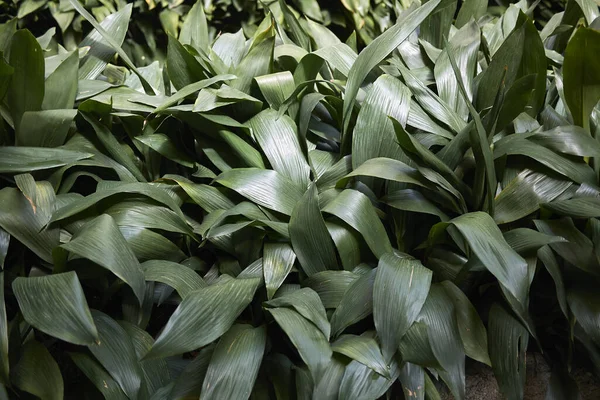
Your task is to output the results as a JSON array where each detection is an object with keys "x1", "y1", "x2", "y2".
[
  {"x1": 13, "y1": 272, "x2": 97, "y2": 345},
  {"x1": 342, "y1": 0, "x2": 441, "y2": 133},
  {"x1": 78, "y1": 5, "x2": 131, "y2": 80},
  {"x1": 0, "y1": 187, "x2": 58, "y2": 263},
  {"x1": 455, "y1": 0, "x2": 486, "y2": 27},
  {"x1": 51, "y1": 181, "x2": 184, "y2": 223},
  {"x1": 69, "y1": 1, "x2": 153, "y2": 94},
  {"x1": 304, "y1": 270, "x2": 360, "y2": 308},
  {"x1": 289, "y1": 184, "x2": 338, "y2": 276},
  {"x1": 43, "y1": 50, "x2": 78, "y2": 110},
  {"x1": 232, "y1": 37, "x2": 274, "y2": 94},
  {"x1": 80, "y1": 112, "x2": 146, "y2": 182},
  {"x1": 18, "y1": 110, "x2": 77, "y2": 148},
  {"x1": 141, "y1": 260, "x2": 206, "y2": 298},
  {"x1": 200, "y1": 325, "x2": 266, "y2": 400},
  {"x1": 338, "y1": 157, "x2": 433, "y2": 189},
  {"x1": 504, "y1": 228, "x2": 567, "y2": 255},
  {"x1": 494, "y1": 170, "x2": 572, "y2": 224},
  {"x1": 216, "y1": 168, "x2": 303, "y2": 215},
  {"x1": 0, "y1": 147, "x2": 91, "y2": 173},
  {"x1": 153, "y1": 74, "x2": 235, "y2": 113},
  {"x1": 148, "y1": 276, "x2": 260, "y2": 358},
  {"x1": 263, "y1": 243, "x2": 296, "y2": 299},
  {"x1": 179, "y1": 0, "x2": 209, "y2": 51},
  {"x1": 488, "y1": 304, "x2": 529, "y2": 400},
  {"x1": 477, "y1": 12, "x2": 546, "y2": 117},
  {"x1": 338, "y1": 358, "x2": 399, "y2": 400},
  {"x1": 534, "y1": 218, "x2": 599, "y2": 275},
  {"x1": 383, "y1": 189, "x2": 448, "y2": 221},
  {"x1": 61, "y1": 215, "x2": 146, "y2": 304},
  {"x1": 374, "y1": 253, "x2": 432, "y2": 362},
  {"x1": 323, "y1": 189, "x2": 392, "y2": 258},
  {"x1": 88, "y1": 311, "x2": 144, "y2": 400},
  {"x1": 12, "y1": 341, "x2": 63, "y2": 400},
  {"x1": 352, "y1": 75, "x2": 410, "y2": 169},
  {"x1": 265, "y1": 288, "x2": 330, "y2": 338},
  {"x1": 167, "y1": 35, "x2": 206, "y2": 90},
  {"x1": 255, "y1": 71, "x2": 295, "y2": 110},
  {"x1": 268, "y1": 307, "x2": 332, "y2": 378},
  {"x1": 398, "y1": 363, "x2": 425, "y2": 400},
  {"x1": 442, "y1": 212, "x2": 529, "y2": 307},
  {"x1": 247, "y1": 109, "x2": 310, "y2": 189},
  {"x1": 441, "y1": 281, "x2": 491, "y2": 366},
  {"x1": 330, "y1": 268, "x2": 376, "y2": 336},
  {"x1": 563, "y1": 27, "x2": 600, "y2": 132},
  {"x1": 7, "y1": 29, "x2": 44, "y2": 133},
  {"x1": 417, "y1": 285, "x2": 465, "y2": 399},
  {"x1": 420, "y1": 0, "x2": 457, "y2": 48},
  {"x1": 332, "y1": 334, "x2": 389, "y2": 377}
]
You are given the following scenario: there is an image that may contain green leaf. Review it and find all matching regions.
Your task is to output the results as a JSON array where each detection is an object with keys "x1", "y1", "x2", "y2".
[
  {"x1": 0, "y1": 187, "x2": 59, "y2": 263},
  {"x1": 247, "y1": 109, "x2": 310, "y2": 189},
  {"x1": 488, "y1": 304, "x2": 529, "y2": 400},
  {"x1": 215, "y1": 168, "x2": 303, "y2": 215},
  {"x1": 441, "y1": 281, "x2": 491, "y2": 366},
  {"x1": 0, "y1": 147, "x2": 92, "y2": 173},
  {"x1": 147, "y1": 276, "x2": 260, "y2": 358},
  {"x1": 330, "y1": 268, "x2": 376, "y2": 336},
  {"x1": 342, "y1": 0, "x2": 442, "y2": 134},
  {"x1": 141, "y1": 260, "x2": 207, "y2": 298},
  {"x1": 179, "y1": 0, "x2": 209, "y2": 51},
  {"x1": 7, "y1": 29, "x2": 44, "y2": 134},
  {"x1": 351, "y1": 75, "x2": 411, "y2": 169},
  {"x1": 534, "y1": 218, "x2": 599, "y2": 276},
  {"x1": 383, "y1": 189, "x2": 448, "y2": 221},
  {"x1": 18, "y1": 110, "x2": 77, "y2": 148},
  {"x1": 232, "y1": 37, "x2": 274, "y2": 94},
  {"x1": 168, "y1": 345, "x2": 214, "y2": 400},
  {"x1": 564, "y1": 27, "x2": 600, "y2": 133},
  {"x1": 12, "y1": 341, "x2": 64, "y2": 400},
  {"x1": 61, "y1": 214, "x2": 146, "y2": 304},
  {"x1": 503, "y1": 228, "x2": 567, "y2": 255},
  {"x1": 304, "y1": 270, "x2": 360, "y2": 308},
  {"x1": 70, "y1": 353, "x2": 128, "y2": 400},
  {"x1": 263, "y1": 243, "x2": 296, "y2": 299},
  {"x1": 201, "y1": 325, "x2": 267, "y2": 400},
  {"x1": 338, "y1": 358, "x2": 399, "y2": 400},
  {"x1": 50, "y1": 181, "x2": 185, "y2": 224},
  {"x1": 167, "y1": 35, "x2": 207, "y2": 90},
  {"x1": 338, "y1": 157, "x2": 433, "y2": 189},
  {"x1": 420, "y1": 0, "x2": 457, "y2": 48},
  {"x1": 255, "y1": 71, "x2": 296, "y2": 110},
  {"x1": 416, "y1": 285, "x2": 465, "y2": 399},
  {"x1": 43, "y1": 50, "x2": 78, "y2": 110},
  {"x1": 78, "y1": 6, "x2": 131, "y2": 80},
  {"x1": 494, "y1": 170, "x2": 572, "y2": 224},
  {"x1": 398, "y1": 363, "x2": 425, "y2": 400},
  {"x1": 332, "y1": 334, "x2": 389, "y2": 377},
  {"x1": 80, "y1": 112, "x2": 147, "y2": 182},
  {"x1": 88, "y1": 311, "x2": 144, "y2": 400},
  {"x1": 13, "y1": 272, "x2": 98, "y2": 345},
  {"x1": 374, "y1": 253, "x2": 432, "y2": 362},
  {"x1": 289, "y1": 184, "x2": 338, "y2": 276},
  {"x1": 455, "y1": 0, "x2": 486, "y2": 28},
  {"x1": 69, "y1": 1, "x2": 154, "y2": 94},
  {"x1": 323, "y1": 189, "x2": 393, "y2": 258},
  {"x1": 153, "y1": 74, "x2": 236, "y2": 113},
  {"x1": 268, "y1": 307, "x2": 332, "y2": 379},
  {"x1": 568, "y1": 286, "x2": 600, "y2": 346},
  {"x1": 265, "y1": 287, "x2": 330, "y2": 338},
  {"x1": 477, "y1": 12, "x2": 546, "y2": 117}
]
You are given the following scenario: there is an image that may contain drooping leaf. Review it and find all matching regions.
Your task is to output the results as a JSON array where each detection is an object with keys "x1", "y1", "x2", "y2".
[
  {"x1": 200, "y1": 325, "x2": 267, "y2": 400},
  {"x1": 265, "y1": 287, "x2": 330, "y2": 338},
  {"x1": 12, "y1": 341, "x2": 63, "y2": 400},
  {"x1": 61, "y1": 214, "x2": 146, "y2": 304},
  {"x1": 13, "y1": 272, "x2": 98, "y2": 345},
  {"x1": 263, "y1": 243, "x2": 296, "y2": 299}
]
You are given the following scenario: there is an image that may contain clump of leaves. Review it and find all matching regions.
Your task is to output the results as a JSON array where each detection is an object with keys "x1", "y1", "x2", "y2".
[{"x1": 1, "y1": 0, "x2": 600, "y2": 399}]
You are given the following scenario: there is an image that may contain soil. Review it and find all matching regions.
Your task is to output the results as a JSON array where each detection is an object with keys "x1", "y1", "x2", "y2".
[{"x1": 438, "y1": 353, "x2": 600, "y2": 399}]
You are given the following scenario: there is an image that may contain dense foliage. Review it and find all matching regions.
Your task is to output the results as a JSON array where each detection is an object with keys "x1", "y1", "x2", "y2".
[{"x1": 1, "y1": 0, "x2": 600, "y2": 399}]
